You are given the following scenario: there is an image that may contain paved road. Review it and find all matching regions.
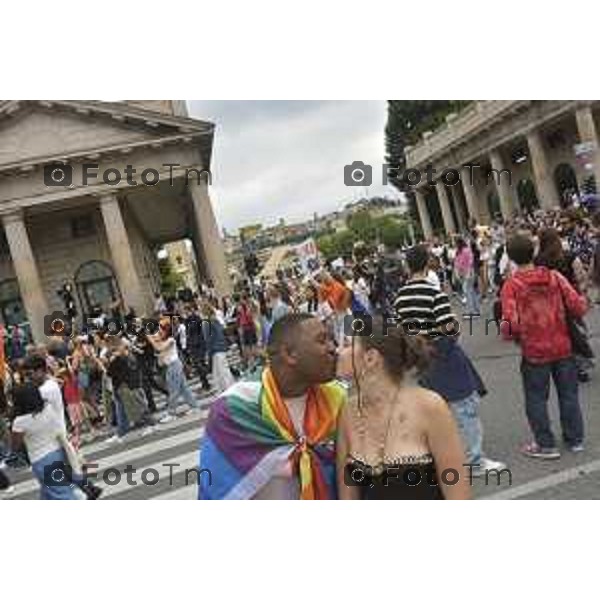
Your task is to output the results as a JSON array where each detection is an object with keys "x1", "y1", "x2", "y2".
[
  {"x1": 461, "y1": 298, "x2": 600, "y2": 499},
  {"x1": 5, "y1": 303, "x2": 600, "y2": 500}
]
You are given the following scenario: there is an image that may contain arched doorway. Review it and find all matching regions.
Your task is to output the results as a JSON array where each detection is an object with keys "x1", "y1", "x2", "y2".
[
  {"x1": 424, "y1": 189, "x2": 445, "y2": 236},
  {"x1": 74, "y1": 260, "x2": 121, "y2": 315},
  {"x1": 0, "y1": 278, "x2": 27, "y2": 326},
  {"x1": 517, "y1": 178, "x2": 539, "y2": 214},
  {"x1": 554, "y1": 163, "x2": 579, "y2": 205}
]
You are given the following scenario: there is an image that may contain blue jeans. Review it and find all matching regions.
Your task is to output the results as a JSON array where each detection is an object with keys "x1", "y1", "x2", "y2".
[
  {"x1": 449, "y1": 391, "x2": 482, "y2": 464},
  {"x1": 31, "y1": 448, "x2": 84, "y2": 500},
  {"x1": 462, "y1": 276, "x2": 480, "y2": 315},
  {"x1": 166, "y1": 359, "x2": 195, "y2": 414},
  {"x1": 113, "y1": 390, "x2": 130, "y2": 437},
  {"x1": 521, "y1": 357, "x2": 584, "y2": 449}
]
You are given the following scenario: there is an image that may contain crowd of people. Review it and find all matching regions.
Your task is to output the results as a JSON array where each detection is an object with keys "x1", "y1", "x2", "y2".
[
  {"x1": 2, "y1": 203, "x2": 599, "y2": 499},
  {"x1": 199, "y1": 204, "x2": 600, "y2": 499}
]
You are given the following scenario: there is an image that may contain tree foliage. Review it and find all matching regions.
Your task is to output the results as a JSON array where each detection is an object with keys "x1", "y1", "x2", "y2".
[
  {"x1": 385, "y1": 100, "x2": 471, "y2": 228},
  {"x1": 158, "y1": 256, "x2": 185, "y2": 296},
  {"x1": 316, "y1": 213, "x2": 410, "y2": 260}
]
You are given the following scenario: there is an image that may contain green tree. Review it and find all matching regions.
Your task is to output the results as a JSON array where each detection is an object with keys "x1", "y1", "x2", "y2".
[
  {"x1": 347, "y1": 211, "x2": 375, "y2": 241},
  {"x1": 316, "y1": 230, "x2": 355, "y2": 261},
  {"x1": 376, "y1": 215, "x2": 409, "y2": 250},
  {"x1": 385, "y1": 100, "x2": 471, "y2": 229},
  {"x1": 158, "y1": 256, "x2": 184, "y2": 296}
]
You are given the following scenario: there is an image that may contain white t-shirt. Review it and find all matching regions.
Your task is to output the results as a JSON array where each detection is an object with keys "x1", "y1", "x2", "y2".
[
  {"x1": 157, "y1": 337, "x2": 179, "y2": 366},
  {"x1": 177, "y1": 323, "x2": 187, "y2": 351},
  {"x1": 425, "y1": 269, "x2": 441, "y2": 290},
  {"x1": 12, "y1": 404, "x2": 64, "y2": 463},
  {"x1": 39, "y1": 378, "x2": 67, "y2": 433},
  {"x1": 352, "y1": 278, "x2": 371, "y2": 308},
  {"x1": 431, "y1": 245, "x2": 444, "y2": 259}
]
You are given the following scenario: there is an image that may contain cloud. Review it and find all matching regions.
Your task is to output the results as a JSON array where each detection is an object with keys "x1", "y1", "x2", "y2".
[{"x1": 187, "y1": 101, "x2": 400, "y2": 232}]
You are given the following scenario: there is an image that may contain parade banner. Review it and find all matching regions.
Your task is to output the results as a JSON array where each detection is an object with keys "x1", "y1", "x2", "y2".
[{"x1": 295, "y1": 237, "x2": 319, "y2": 273}]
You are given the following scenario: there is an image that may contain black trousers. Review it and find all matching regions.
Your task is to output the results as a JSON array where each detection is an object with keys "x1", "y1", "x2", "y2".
[{"x1": 0, "y1": 468, "x2": 11, "y2": 490}]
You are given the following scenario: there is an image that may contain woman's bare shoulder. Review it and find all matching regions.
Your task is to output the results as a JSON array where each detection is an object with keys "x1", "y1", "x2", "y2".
[{"x1": 400, "y1": 385, "x2": 448, "y2": 414}]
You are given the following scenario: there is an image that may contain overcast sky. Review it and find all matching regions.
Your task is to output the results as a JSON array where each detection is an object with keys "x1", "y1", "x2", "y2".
[{"x1": 187, "y1": 101, "x2": 401, "y2": 234}]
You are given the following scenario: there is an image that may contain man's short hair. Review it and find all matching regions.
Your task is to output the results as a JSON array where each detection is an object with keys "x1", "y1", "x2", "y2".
[
  {"x1": 405, "y1": 244, "x2": 430, "y2": 273},
  {"x1": 267, "y1": 313, "x2": 314, "y2": 359},
  {"x1": 506, "y1": 233, "x2": 535, "y2": 265}
]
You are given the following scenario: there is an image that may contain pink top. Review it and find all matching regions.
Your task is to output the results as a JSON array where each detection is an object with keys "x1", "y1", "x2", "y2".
[{"x1": 454, "y1": 247, "x2": 473, "y2": 277}]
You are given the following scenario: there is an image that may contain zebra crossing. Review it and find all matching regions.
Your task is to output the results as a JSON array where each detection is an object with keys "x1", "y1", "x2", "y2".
[
  {"x1": 2, "y1": 345, "x2": 248, "y2": 501},
  {"x1": 5, "y1": 404, "x2": 210, "y2": 500}
]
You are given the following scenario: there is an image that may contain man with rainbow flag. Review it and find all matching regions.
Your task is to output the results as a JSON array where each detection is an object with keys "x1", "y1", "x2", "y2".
[{"x1": 198, "y1": 313, "x2": 346, "y2": 499}]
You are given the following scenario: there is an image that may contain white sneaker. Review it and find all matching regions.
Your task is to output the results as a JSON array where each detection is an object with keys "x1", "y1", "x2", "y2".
[
  {"x1": 158, "y1": 414, "x2": 176, "y2": 425},
  {"x1": 0, "y1": 485, "x2": 15, "y2": 497},
  {"x1": 470, "y1": 457, "x2": 507, "y2": 477},
  {"x1": 176, "y1": 404, "x2": 192, "y2": 416},
  {"x1": 105, "y1": 435, "x2": 124, "y2": 445},
  {"x1": 140, "y1": 426, "x2": 156, "y2": 437}
]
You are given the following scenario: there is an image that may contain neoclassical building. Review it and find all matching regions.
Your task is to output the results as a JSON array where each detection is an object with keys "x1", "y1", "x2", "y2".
[
  {"x1": 405, "y1": 100, "x2": 600, "y2": 238},
  {"x1": 0, "y1": 100, "x2": 231, "y2": 342}
]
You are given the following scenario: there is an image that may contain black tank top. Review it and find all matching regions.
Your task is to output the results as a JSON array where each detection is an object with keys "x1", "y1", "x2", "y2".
[{"x1": 345, "y1": 454, "x2": 443, "y2": 500}]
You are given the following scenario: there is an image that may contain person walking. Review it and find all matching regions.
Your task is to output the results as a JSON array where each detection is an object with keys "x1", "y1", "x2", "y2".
[
  {"x1": 454, "y1": 237, "x2": 480, "y2": 317},
  {"x1": 203, "y1": 304, "x2": 235, "y2": 394},
  {"x1": 501, "y1": 233, "x2": 588, "y2": 458},
  {"x1": 395, "y1": 244, "x2": 505, "y2": 476},
  {"x1": 149, "y1": 319, "x2": 196, "y2": 424}
]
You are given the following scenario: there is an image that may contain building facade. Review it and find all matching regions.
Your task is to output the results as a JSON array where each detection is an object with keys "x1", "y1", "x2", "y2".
[
  {"x1": 0, "y1": 100, "x2": 231, "y2": 342},
  {"x1": 405, "y1": 100, "x2": 600, "y2": 238}
]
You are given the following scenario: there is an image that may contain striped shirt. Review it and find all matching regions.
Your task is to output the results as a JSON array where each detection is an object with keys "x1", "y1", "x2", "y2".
[{"x1": 394, "y1": 279, "x2": 456, "y2": 336}]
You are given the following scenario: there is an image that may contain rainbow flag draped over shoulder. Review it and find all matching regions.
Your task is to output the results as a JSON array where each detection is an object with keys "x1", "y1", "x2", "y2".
[{"x1": 198, "y1": 368, "x2": 346, "y2": 500}]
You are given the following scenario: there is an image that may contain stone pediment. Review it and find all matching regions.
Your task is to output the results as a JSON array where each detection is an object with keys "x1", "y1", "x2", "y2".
[{"x1": 0, "y1": 100, "x2": 214, "y2": 170}]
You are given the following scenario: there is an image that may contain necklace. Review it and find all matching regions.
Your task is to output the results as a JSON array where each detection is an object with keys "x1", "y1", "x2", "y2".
[{"x1": 353, "y1": 390, "x2": 398, "y2": 474}]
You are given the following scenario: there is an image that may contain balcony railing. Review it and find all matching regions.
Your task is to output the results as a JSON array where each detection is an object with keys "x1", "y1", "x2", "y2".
[{"x1": 405, "y1": 100, "x2": 529, "y2": 167}]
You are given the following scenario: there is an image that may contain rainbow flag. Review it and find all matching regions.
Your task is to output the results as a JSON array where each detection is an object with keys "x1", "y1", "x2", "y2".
[{"x1": 198, "y1": 369, "x2": 346, "y2": 500}]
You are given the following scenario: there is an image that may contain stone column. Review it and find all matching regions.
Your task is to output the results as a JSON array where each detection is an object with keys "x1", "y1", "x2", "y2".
[
  {"x1": 450, "y1": 185, "x2": 468, "y2": 231},
  {"x1": 436, "y1": 182, "x2": 456, "y2": 235},
  {"x1": 189, "y1": 181, "x2": 232, "y2": 296},
  {"x1": 489, "y1": 148, "x2": 517, "y2": 219},
  {"x1": 99, "y1": 193, "x2": 148, "y2": 315},
  {"x1": 2, "y1": 211, "x2": 49, "y2": 342},
  {"x1": 575, "y1": 104, "x2": 600, "y2": 192},
  {"x1": 526, "y1": 129, "x2": 559, "y2": 209},
  {"x1": 414, "y1": 187, "x2": 433, "y2": 240},
  {"x1": 461, "y1": 166, "x2": 485, "y2": 223}
]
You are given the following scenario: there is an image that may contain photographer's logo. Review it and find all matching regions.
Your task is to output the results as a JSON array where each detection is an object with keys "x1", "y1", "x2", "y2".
[
  {"x1": 344, "y1": 161, "x2": 372, "y2": 186},
  {"x1": 44, "y1": 311, "x2": 73, "y2": 337},
  {"x1": 44, "y1": 460, "x2": 75, "y2": 488},
  {"x1": 42, "y1": 162, "x2": 211, "y2": 189},
  {"x1": 343, "y1": 314, "x2": 373, "y2": 337},
  {"x1": 345, "y1": 460, "x2": 374, "y2": 488},
  {"x1": 44, "y1": 163, "x2": 73, "y2": 187}
]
